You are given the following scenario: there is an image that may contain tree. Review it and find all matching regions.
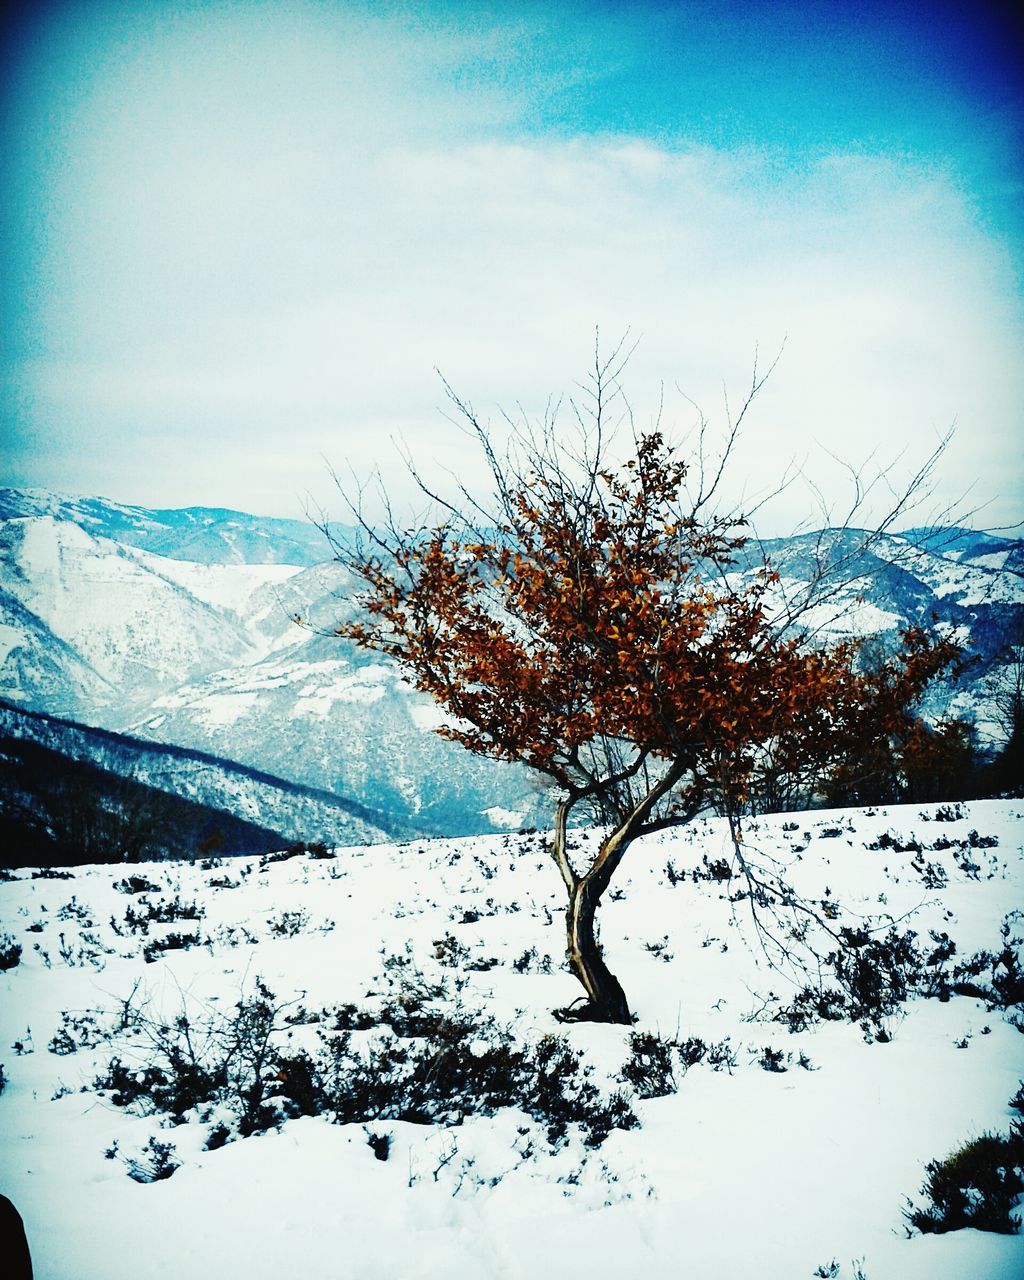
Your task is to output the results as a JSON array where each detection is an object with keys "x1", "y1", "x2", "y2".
[
  {"x1": 328, "y1": 343, "x2": 960, "y2": 1024},
  {"x1": 0, "y1": 741, "x2": 176, "y2": 866},
  {"x1": 986, "y1": 622, "x2": 1024, "y2": 794}
]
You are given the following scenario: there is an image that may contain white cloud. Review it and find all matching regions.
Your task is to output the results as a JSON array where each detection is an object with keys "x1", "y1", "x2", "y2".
[{"x1": 5, "y1": 5, "x2": 1022, "y2": 532}]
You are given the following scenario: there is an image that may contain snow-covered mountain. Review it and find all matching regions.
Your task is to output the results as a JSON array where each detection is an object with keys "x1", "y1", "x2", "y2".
[
  {"x1": 745, "y1": 528, "x2": 1024, "y2": 737},
  {"x1": 0, "y1": 488, "x2": 334, "y2": 566},
  {"x1": 0, "y1": 500, "x2": 544, "y2": 835},
  {"x1": 0, "y1": 488, "x2": 1021, "y2": 838},
  {"x1": 0, "y1": 516, "x2": 273, "y2": 715}
]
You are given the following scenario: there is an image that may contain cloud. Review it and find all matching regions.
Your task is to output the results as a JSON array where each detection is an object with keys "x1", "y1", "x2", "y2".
[{"x1": 3, "y1": 3, "x2": 1021, "y2": 532}]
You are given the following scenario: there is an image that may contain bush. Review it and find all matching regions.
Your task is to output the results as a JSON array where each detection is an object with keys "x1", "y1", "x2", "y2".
[
  {"x1": 94, "y1": 971, "x2": 638, "y2": 1151},
  {"x1": 0, "y1": 933, "x2": 22, "y2": 971},
  {"x1": 757, "y1": 1046, "x2": 789, "y2": 1073},
  {"x1": 946, "y1": 920, "x2": 1024, "y2": 1011},
  {"x1": 906, "y1": 1130, "x2": 1024, "y2": 1235},
  {"x1": 119, "y1": 896, "x2": 203, "y2": 935},
  {"x1": 511, "y1": 946, "x2": 553, "y2": 974},
  {"x1": 313, "y1": 1017, "x2": 636, "y2": 1148},
  {"x1": 774, "y1": 927, "x2": 925, "y2": 1034},
  {"x1": 96, "y1": 979, "x2": 289, "y2": 1133},
  {"x1": 619, "y1": 1032, "x2": 678, "y2": 1098},
  {"x1": 366, "y1": 1130, "x2": 391, "y2": 1161},
  {"x1": 48, "y1": 1011, "x2": 110, "y2": 1055},
  {"x1": 267, "y1": 910, "x2": 311, "y2": 937},
  {"x1": 114, "y1": 875, "x2": 161, "y2": 895},
  {"x1": 142, "y1": 931, "x2": 201, "y2": 963},
  {"x1": 770, "y1": 920, "x2": 1013, "y2": 1036},
  {"x1": 831, "y1": 927, "x2": 922, "y2": 1021},
  {"x1": 124, "y1": 1136, "x2": 180, "y2": 1183},
  {"x1": 527, "y1": 1036, "x2": 637, "y2": 1148}
]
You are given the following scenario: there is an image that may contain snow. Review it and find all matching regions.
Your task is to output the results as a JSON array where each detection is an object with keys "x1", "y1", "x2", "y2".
[
  {"x1": 289, "y1": 664, "x2": 391, "y2": 717},
  {"x1": 1, "y1": 800, "x2": 1022, "y2": 1280},
  {"x1": 975, "y1": 551, "x2": 1011, "y2": 572},
  {"x1": 194, "y1": 689, "x2": 262, "y2": 728},
  {"x1": 122, "y1": 547, "x2": 303, "y2": 615},
  {"x1": 145, "y1": 658, "x2": 398, "y2": 724},
  {"x1": 885, "y1": 539, "x2": 1024, "y2": 608},
  {"x1": 1, "y1": 516, "x2": 252, "y2": 687},
  {"x1": 4, "y1": 510, "x2": 1020, "y2": 831},
  {"x1": 0, "y1": 621, "x2": 26, "y2": 663},
  {"x1": 409, "y1": 700, "x2": 456, "y2": 732},
  {"x1": 482, "y1": 806, "x2": 527, "y2": 829},
  {"x1": 16, "y1": 514, "x2": 76, "y2": 581},
  {"x1": 769, "y1": 576, "x2": 904, "y2": 637},
  {"x1": 797, "y1": 598, "x2": 904, "y2": 636}
]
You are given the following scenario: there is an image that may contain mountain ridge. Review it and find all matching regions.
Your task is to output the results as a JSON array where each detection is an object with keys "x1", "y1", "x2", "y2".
[
  {"x1": 0, "y1": 700, "x2": 408, "y2": 849},
  {"x1": 2, "y1": 488, "x2": 1021, "y2": 837},
  {"x1": 0, "y1": 488, "x2": 341, "y2": 566}
]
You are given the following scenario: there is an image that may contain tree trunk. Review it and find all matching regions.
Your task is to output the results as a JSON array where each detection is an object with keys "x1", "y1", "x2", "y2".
[
  {"x1": 559, "y1": 874, "x2": 633, "y2": 1024},
  {"x1": 549, "y1": 760, "x2": 689, "y2": 1024}
]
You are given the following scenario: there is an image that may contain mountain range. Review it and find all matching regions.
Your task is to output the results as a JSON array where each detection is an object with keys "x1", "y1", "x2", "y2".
[{"x1": 0, "y1": 486, "x2": 1021, "y2": 848}]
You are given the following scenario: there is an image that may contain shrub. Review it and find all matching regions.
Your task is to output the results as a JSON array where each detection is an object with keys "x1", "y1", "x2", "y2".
[
  {"x1": 97, "y1": 1053, "x2": 220, "y2": 1120},
  {"x1": 905, "y1": 1131, "x2": 1024, "y2": 1235},
  {"x1": 0, "y1": 934, "x2": 22, "y2": 971},
  {"x1": 142, "y1": 931, "x2": 201, "y2": 963},
  {"x1": 693, "y1": 856, "x2": 732, "y2": 882},
  {"x1": 327, "y1": 1002, "x2": 379, "y2": 1032},
  {"x1": 992, "y1": 920, "x2": 1024, "y2": 1008},
  {"x1": 366, "y1": 1130, "x2": 391, "y2": 1161},
  {"x1": 114, "y1": 875, "x2": 161, "y2": 895},
  {"x1": 124, "y1": 1136, "x2": 180, "y2": 1183},
  {"x1": 312, "y1": 1015, "x2": 637, "y2": 1148},
  {"x1": 948, "y1": 920, "x2": 1024, "y2": 1011},
  {"x1": 757, "y1": 1046, "x2": 789, "y2": 1073},
  {"x1": 619, "y1": 1032, "x2": 678, "y2": 1098},
  {"x1": 95, "y1": 979, "x2": 290, "y2": 1133},
  {"x1": 56, "y1": 897, "x2": 93, "y2": 924},
  {"x1": 831, "y1": 928, "x2": 922, "y2": 1021},
  {"x1": 511, "y1": 946, "x2": 553, "y2": 974},
  {"x1": 677, "y1": 1037, "x2": 709, "y2": 1067},
  {"x1": 267, "y1": 910, "x2": 312, "y2": 937},
  {"x1": 432, "y1": 933, "x2": 471, "y2": 968},
  {"x1": 772, "y1": 923, "x2": 976, "y2": 1035},
  {"x1": 94, "y1": 971, "x2": 638, "y2": 1151},
  {"x1": 48, "y1": 1011, "x2": 109, "y2": 1055},
  {"x1": 866, "y1": 830, "x2": 921, "y2": 854},
  {"x1": 670, "y1": 1036, "x2": 738, "y2": 1072}
]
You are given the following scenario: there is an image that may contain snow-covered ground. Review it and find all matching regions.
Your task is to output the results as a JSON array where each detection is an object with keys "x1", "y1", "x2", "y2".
[{"x1": 1, "y1": 800, "x2": 1022, "y2": 1280}]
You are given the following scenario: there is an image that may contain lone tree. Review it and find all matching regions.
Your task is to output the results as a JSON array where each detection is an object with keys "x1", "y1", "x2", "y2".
[{"x1": 329, "y1": 343, "x2": 960, "y2": 1024}]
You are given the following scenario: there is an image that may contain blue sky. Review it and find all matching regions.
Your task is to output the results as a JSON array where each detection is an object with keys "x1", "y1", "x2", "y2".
[{"x1": 1, "y1": 0, "x2": 1021, "y2": 531}]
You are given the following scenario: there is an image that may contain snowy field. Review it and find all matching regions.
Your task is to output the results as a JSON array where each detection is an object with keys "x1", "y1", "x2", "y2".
[{"x1": 1, "y1": 800, "x2": 1022, "y2": 1280}]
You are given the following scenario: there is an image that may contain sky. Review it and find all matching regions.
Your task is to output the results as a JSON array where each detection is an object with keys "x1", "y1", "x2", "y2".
[{"x1": 1, "y1": 0, "x2": 1022, "y2": 534}]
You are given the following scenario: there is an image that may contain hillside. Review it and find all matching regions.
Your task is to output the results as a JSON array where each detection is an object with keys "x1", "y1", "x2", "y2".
[
  {"x1": 0, "y1": 799, "x2": 1021, "y2": 1278},
  {"x1": 0, "y1": 734, "x2": 288, "y2": 866},
  {"x1": 0, "y1": 702, "x2": 403, "y2": 852}
]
